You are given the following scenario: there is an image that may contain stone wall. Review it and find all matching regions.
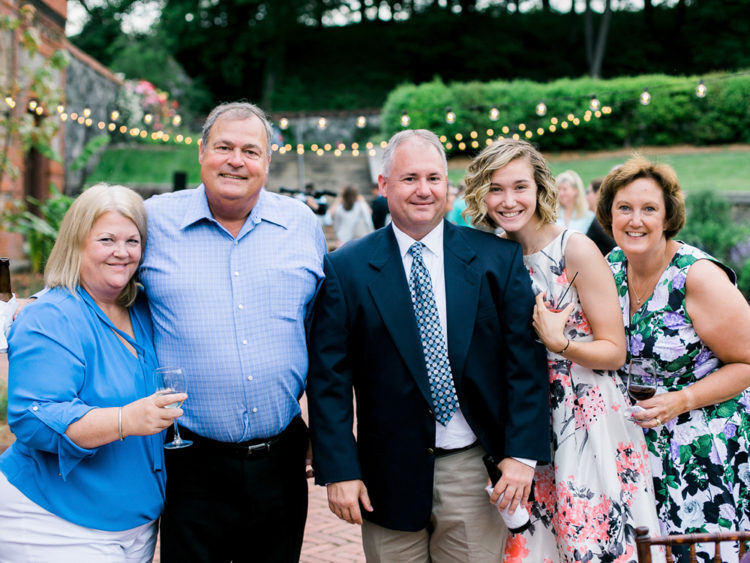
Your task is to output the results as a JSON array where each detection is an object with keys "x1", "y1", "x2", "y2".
[{"x1": 63, "y1": 44, "x2": 123, "y2": 195}]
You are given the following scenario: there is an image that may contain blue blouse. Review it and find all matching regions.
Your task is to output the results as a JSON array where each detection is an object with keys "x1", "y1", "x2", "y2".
[{"x1": 0, "y1": 287, "x2": 165, "y2": 532}]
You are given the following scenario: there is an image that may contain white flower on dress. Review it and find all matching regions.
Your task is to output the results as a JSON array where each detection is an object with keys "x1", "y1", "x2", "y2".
[
  {"x1": 647, "y1": 282, "x2": 670, "y2": 311},
  {"x1": 672, "y1": 421, "x2": 700, "y2": 446},
  {"x1": 738, "y1": 463, "x2": 750, "y2": 487},
  {"x1": 677, "y1": 497, "x2": 706, "y2": 529},
  {"x1": 652, "y1": 334, "x2": 685, "y2": 362}
]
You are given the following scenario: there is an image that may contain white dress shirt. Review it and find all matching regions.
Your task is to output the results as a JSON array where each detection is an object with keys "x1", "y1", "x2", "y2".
[{"x1": 391, "y1": 222, "x2": 536, "y2": 468}]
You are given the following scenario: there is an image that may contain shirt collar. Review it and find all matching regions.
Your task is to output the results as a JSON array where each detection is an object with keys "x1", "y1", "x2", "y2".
[
  {"x1": 392, "y1": 220, "x2": 445, "y2": 260},
  {"x1": 180, "y1": 186, "x2": 290, "y2": 233}
]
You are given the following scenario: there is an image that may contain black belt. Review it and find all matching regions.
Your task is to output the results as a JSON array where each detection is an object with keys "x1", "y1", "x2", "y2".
[
  {"x1": 434, "y1": 441, "x2": 479, "y2": 458},
  {"x1": 178, "y1": 417, "x2": 303, "y2": 459}
]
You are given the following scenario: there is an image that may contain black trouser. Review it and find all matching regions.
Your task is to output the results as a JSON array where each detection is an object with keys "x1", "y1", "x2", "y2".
[{"x1": 160, "y1": 417, "x2": 309, "y2": 562}]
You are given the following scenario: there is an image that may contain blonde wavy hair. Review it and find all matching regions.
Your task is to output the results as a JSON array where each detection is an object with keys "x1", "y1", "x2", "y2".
[
  {"x1": 463, "y1": 139, "x2": 557, "y2": 229},
  {"x1": 556, "y1": 169, "x2": 588, "y2": 220},
  {"x1": 44, "y1": 183, "x2": 147, "y2": 307}
]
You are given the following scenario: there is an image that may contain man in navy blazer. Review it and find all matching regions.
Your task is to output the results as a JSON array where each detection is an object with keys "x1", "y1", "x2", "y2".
[{"x1": 307, "y1": 129, "x2": 550, "y2": 561}]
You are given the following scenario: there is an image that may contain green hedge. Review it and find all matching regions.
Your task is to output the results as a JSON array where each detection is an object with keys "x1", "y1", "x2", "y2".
[{"x1": 381, "y1": 72, "x2": 750, "y2": 154}]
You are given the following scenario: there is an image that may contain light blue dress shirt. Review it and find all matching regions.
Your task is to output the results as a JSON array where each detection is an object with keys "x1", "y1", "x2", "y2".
[
  {"x1": 0, "y1": 288, "x2": 164, "y2": 531},
  {"x1": 140, "y1": 186, "x2": 326, "y2": 443}
]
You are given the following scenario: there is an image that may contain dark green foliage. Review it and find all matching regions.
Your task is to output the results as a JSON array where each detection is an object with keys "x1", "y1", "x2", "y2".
[{"x1": 381, "y1": 73, "x2": 750, "y2": 154}]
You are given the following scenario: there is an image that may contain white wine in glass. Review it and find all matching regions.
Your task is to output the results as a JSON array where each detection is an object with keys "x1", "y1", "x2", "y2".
[{"x1": 155, "y1": 367, "x2": 192, "y2": 449}]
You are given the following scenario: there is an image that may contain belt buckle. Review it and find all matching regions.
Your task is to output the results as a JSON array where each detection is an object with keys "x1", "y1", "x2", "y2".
[{"x1": 246, "y1": 442, "x2": 270, "y2": 456}]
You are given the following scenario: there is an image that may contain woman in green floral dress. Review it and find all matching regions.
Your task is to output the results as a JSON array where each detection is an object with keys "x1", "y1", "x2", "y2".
[{"x1": 597, "y1": 156, "x2": 750, "y2": 562}]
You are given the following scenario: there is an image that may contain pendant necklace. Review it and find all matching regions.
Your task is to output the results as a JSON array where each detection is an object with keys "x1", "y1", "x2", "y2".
[{"x1": 629, "y1": 256, "x2": 668, "y2": 306}]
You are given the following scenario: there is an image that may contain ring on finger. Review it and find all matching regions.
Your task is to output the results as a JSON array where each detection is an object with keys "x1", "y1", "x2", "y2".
[{"x1": 654, "y1": 416, "x2": 662, "y2": 425}]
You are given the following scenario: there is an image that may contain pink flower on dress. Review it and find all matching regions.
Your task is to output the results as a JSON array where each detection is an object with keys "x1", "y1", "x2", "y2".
[
  {"x1": 533, "y1": 464, "x2": 556, "y2": 515},
  {"x1": 573, "y1": 386, "x2": 606, "y2": 430},
  {"x1": 503, "y1": 534, "x2": 530, "y2": 562},
  {"x1": 614, "y1": 544, "x2": 635, "y2": 562},
  {"x1": 554, "y1": 482, "x2": 612, "y2": 554},
  {"x1": 615, "y1": 442, "x2": 642, "y2": 499}
]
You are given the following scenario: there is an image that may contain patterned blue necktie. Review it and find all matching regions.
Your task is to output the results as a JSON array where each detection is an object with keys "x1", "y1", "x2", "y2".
[{"x1": 408, "y1": 242, "x2": 459, "y2": 425}]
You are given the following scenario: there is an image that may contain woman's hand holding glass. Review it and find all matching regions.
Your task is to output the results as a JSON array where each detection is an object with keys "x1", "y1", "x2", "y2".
[
  {"x1": 532, "y1": 292, "x2": 575, "y2": 351},
  {"x1": 120, "y1": 388, "x2": 187, "y2": 439}
]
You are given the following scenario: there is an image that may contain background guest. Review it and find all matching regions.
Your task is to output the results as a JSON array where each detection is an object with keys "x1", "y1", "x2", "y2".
[
  {"x1": 585, "y1": 178, "x2": 616, "y2": 255},
  {"x1": 555, "y1": 169, "x2": 594, "y2": 233},
  {"x1": 598, "y1": 155, "x2": 750, "y2": 562},
  {"x1": 464, "y1": 140, "x2": 662, "y2": 562},
  {"x1": 370, "y1": 183, "x2": 390, "y2": 229},
  {"x1": 0, "y1": 184, "x2": 183, "y2": 561},
  {"x1": 331, "y1": 185, "x2": 374, "y2": 246}
]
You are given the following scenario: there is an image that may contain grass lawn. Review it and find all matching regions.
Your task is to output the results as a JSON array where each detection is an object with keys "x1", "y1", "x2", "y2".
[
  {"x1": 88, "y1": 143, "x2": 750, "y2": 195},
  {"x1": 448, "y1": 145, "x2": 750, "y2": 193}
]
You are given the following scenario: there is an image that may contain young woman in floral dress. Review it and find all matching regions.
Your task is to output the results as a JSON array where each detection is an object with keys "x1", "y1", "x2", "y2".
[
  {"x1": 464, "y1": 140, "x2": 663, "y2": 562},
  {"x1": 598, "y1": 156, "x2": 750, "y2": 562}
]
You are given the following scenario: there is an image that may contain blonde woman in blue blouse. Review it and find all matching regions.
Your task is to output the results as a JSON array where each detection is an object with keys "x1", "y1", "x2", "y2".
[{"x1": 0, "y1": 184, "x2": 185, "y2": 562}]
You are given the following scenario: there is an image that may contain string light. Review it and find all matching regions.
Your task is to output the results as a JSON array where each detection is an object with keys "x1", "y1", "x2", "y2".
[
  {"x1": 4, "y1": 96, "x2": 15, "y2": 108},
  {"x1": 535, "y1": 101, "x2": 547, "y2": 116},
  {"x1": 144, "y1": 113, "x2": 153, "y2": 124},
  {"x1": 489, "y1": 105, "x2": 499, "y2": 121},
  {"x1": 110, "y1": 110, "x2": 119, "y2": 121},
  {"x1": 400, "y1": 110, "x2": 410, "y2": 127},
  {"x1": 356, "y1": 115, "x2": 367, "y2": 128},
  {"x1": 279, "y1": 117, "x2": 289, "y2": 130},
  {"x1": 172, "y1": 115, "x2": 182, "y2": 126},
  {"x1": 317, "y1": 117, "x2": 327, "y2": 129},
  {"x1": 589, "y1": 95, "x2": 601, "y2": 111},
  {"x1": 640, "y1": 88, "x2": 651, "y2": 105},
  {"x1": 696, "y1": 80, "x2": 707, "y2": 98},
  {"x1": 445, "y1": 107, "x2": 456, "y2": 124},
  {"x1": 83, "y1": 108, "x2": 91, "y2": 117}
]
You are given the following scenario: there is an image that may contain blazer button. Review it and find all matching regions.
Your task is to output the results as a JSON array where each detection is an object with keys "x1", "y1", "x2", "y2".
[
  {"x1": 427, "y1": 409, "x2": 433, "y2": 416},
  {"x1": 427, "y1": 447, "x2": 435, "y2": 455}
]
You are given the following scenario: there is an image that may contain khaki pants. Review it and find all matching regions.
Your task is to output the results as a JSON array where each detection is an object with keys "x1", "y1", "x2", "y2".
[{"x1": 362, "y1": 445, "x2": 508, "y2": 562}]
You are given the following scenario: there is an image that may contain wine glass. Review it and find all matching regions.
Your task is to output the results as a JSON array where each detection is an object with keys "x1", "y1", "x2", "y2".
[
  {"x1": 155, "y1": 367, "x2": 192, "y2": 449},
  {"x1": 625, "y1": 357, "x2": 657, "y2": 422}
]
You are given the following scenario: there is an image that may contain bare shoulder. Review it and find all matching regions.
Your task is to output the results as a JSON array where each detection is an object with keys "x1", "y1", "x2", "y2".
[
  {"x1": 564, "y1": 232, "x2": 606, "y2": 270},
  {"x1": 685, "y1": 258, "x2": 737, "y2": 296}
]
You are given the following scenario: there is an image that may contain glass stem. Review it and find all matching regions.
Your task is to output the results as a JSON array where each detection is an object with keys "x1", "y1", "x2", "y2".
[{"x1": 172, "y1": 421, "x2": 183, "y2": 443}]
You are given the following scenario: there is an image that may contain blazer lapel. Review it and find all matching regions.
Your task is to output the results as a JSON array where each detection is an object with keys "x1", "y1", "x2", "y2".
[
  {"x1": 443, "y1": 223, "x2": 481, "y2": 385},
  {"x1": 368, "y1": 227, "x2": 434, "y2": 407}
]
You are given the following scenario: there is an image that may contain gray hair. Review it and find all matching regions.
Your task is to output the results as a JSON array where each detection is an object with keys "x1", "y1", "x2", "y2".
[
  {"x1": 201, "y1": 102, "x2": 273, "y2": 157},
  {"x1": 381, "y1": 129, "x2": 448, "y2": 178}
]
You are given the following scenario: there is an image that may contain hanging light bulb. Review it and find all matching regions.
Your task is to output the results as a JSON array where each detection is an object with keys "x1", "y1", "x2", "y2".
[
  {"x1": 279, "y1": 117, "x2": 289, "y2": 130},
  {"x1": 317, "y1": 117, "x2": 327, "y2": 130},
  {"x1": 83, "y1": 108, "x2": 91, "y2": 117},
  {"x1": 640, "y1": 88, "x2": 651, "y2": 106},
  {"x1": 356, "y1": 115, "x2": 367, "y2": 128},
  {"x1": 28, "y1": 100, "x2": 38, "y2": 110},
  {"x1": 445, "y1": 107, "x2": 456, "y2": 124},
  {"x1": 535, "y1": 100, "x2": 547, "y2": 117},
  {"x1": 172, "y1": 114, "x2": 182, "y2": 126},
  {"x1": 400, "y1": 110, "x2": 411, "y2": 127},
  {"x1": 696, "y1": 80, "x2": 707, "y2": 98},
  {"x1": 589, "y1": 95, "x2": 601, "y2": 111},
  {"x1": 489, "y1": 105, "x2": 499, "y2": 121},
  {"x1": 110, "y1": 110, "x2": 119, "y2": 121},
  {"x1": 144, "y1": 113, "x2": 153, "y2": 124}
]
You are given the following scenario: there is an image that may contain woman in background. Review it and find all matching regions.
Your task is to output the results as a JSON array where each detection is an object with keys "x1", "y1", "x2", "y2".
[
  {"x1": 598, "y1": 156, "x2": 750, "y2": 562},
  {"x1": 331, "y1": 185, "x2": 374, "y2": 246},
  {"x1": 464, "y1": 140, "x2": 662, "y2": 562},
  {"x1": 0, "y1": 184, "x2": 184, "y2": 562},
  {"x1": 556, "y1": 169, "x2": 595, "y2": 234}
]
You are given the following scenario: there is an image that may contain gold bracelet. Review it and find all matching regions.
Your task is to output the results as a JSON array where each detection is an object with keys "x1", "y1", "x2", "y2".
[
  {"x1": 118, "y1": 407, "x2": 124, "y2": 441},
  {"x1": 557, "y1": 338, "x2": 570, "y2": 355}
]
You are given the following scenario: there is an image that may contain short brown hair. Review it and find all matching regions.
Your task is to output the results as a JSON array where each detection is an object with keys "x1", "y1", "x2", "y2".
[
  {"x1": 597, "y1": 155, "x2": 685, "y2": 239},
  {"x1": 463, "y1": 139, "x2": 557, "y2": 229}
]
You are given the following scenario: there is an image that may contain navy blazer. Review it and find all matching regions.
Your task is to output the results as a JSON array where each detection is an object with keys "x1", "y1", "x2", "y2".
[{"x1": 307, "y1": 221, "x2": 550, "y2": 531}]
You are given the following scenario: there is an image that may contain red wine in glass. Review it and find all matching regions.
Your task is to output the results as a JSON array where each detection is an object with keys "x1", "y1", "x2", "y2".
[{"x1": 627, "y1": 358, "x2": 657, "y2": 403}]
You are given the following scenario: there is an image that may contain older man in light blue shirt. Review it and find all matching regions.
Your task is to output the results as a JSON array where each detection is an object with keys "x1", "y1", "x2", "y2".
[{"x1": 140, "y1": 101, "x2": 326, "y2": 562}]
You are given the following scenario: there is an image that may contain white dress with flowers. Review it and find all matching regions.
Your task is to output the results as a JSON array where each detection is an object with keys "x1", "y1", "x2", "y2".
[
  {"x1": 504, "y1": 230, "x2": 663, "y2": 563},
  {"x1": 609, "y1": 243, "x2": 750, "y2": 562}
]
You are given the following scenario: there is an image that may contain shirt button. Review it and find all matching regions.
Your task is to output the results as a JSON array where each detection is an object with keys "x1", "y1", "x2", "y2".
[
  {"x1": 242, "y1": 339, "x2": 248, "y2": 345},
  {"x1": 32, "y1": 406, "x2": 39, "y2": 411},
  {"x1": 234, "y1": 271, "x2": 239, "y2": 277},
  {"x1": 234, "y1": 240, "x2": 238, "y2": 246},
  {"x1": 252, "y1": 407, "x2": 258, "y2": 413},
  {"x1": 238, "y1": 304, "x2": 244, "y2": 310},
  {"x1": 247, "y1": 376, "x2": 253, "y2": 381},
  {"x1": 427, "y1": 447, "x2": 435, "y2": 455}
]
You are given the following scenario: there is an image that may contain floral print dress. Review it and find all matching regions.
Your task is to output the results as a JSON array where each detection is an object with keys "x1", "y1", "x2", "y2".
[
  {"x1": 608, "y1": 243, "x2": 750, "y2": 562},
  {"x1": 504, "y1": 231, "x2": 662, "y2": 563}
]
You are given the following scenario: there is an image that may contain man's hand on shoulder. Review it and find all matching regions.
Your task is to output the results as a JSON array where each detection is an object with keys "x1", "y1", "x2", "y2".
[
  {"x1": 326, "y1": 479, "x2": 373, "y2": 525},
  {"x1": 489, "y1": 458, "x2": 534, "y2": 514}
]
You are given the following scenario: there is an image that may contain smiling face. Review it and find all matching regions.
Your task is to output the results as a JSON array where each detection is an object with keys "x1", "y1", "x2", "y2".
[
  {"x1": 378, "y1": 137, "x2": 447, "y2": 240},
  {"x1": 484, "y1": 157, "x2": 541, "y2": 236},
  {"x1": 79, "y1": 211, "x2": 142, "y2": 304},
  {"x1": 610, "y1": 177, "x2": 667, "y2": 257},
  {"x1": 198, "y1": 114, "x2": 270, "y2": 223}
]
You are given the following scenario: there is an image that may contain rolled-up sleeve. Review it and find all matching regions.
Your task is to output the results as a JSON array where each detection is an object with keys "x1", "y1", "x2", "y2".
[{"x1": 7, "y1": 301, "x2": 98, "y2": 479}]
